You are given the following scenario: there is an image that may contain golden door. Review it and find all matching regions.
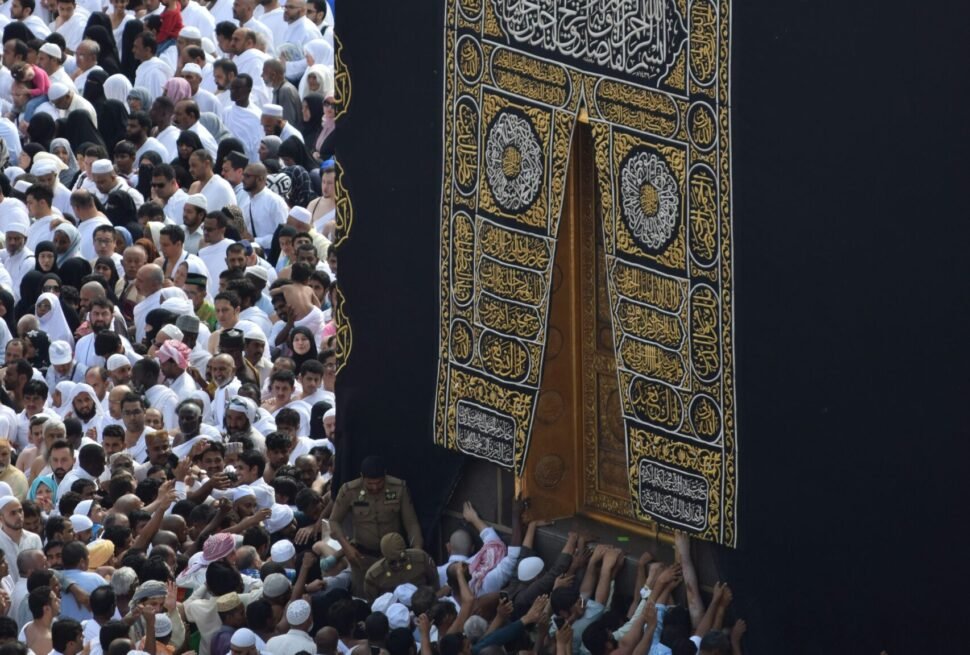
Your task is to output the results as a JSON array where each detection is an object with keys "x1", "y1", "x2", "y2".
[{"x1": 522, "y1": 121, "x2": 659, "y2": 535}]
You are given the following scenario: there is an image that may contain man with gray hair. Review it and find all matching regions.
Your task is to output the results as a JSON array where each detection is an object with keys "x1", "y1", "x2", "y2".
[
  {"x1": 71, "y1": 39, "x2": 102, "y2": 94},
  {"x1": 11, "y1": 549, "x2": 46, "y2": 628},
  {"x1": 132, "y1": 264, "x2": 165, "y2": 342},
  {"x1": 261, "y1": 59, "x2": 301, "y2": 128}
]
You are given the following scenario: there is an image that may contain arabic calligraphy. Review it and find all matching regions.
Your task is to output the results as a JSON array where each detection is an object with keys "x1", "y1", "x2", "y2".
[
  {"x1": 637, "y1": 459, "x2": 709, "y2": 530},
  {"x1": 484, "y1": 110, "x2": 545, "y2": 212},
  {"x1": 490, "y1": 0, "x2": 687, "y2": 82}
]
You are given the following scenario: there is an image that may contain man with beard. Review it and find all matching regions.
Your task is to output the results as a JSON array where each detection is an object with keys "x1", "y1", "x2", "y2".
[
  {"x1": 0, "y1": 498, "x2": 43, "y2": 583},
  {"x1": 14, "y1": 381, "x2": 52, "y2": 453},
  {"x1": 1, "y1": 360, "x2": 32, "y2": 418},
  {"x1": 1, "y1": 207, "x2": 34, "y2": 303},
  {"x1": 217, "y1": 329, "x2": 260, "y2": 386},
  {"x1": 208, "y1": 353, "x2": 241, "y2": 431},
  {"x1": 120, "y1": 392, "x2": 151, "y2": 463},
  {"x1": 174, "y1": 99, "x2": 219, "y2": 157},
  {"x1": 281, "y1": 0, "x2": 321, "y2": 49},
  {"x1": 211, "y1": 58, "x2": 237, "y2": 110},
  {"x1": 45, "y1": 341, "x2": 82, "y2": 391},
  {"x1": 75, "y1": 298, "x2": 134, "y2": 371},
  {"x1": 47, "y1": 440, "x2": 76, "y2": 489},
  {"x1": 127, "y1": 110, "x2": 170, "y2": 163},
  {"x1": 237, "y1": 163, "x2": 288, "y2": 250},
  {"x1": 224, "y1": 396, "x2": 265, "y2": 452},
  {"x1": 173, "y1": 398, "x2": 220, "y2": 448},
  {"x1": 145, "y1": 431, "x2": 173, "y2": 468},
  {"x1": 259, "y1": 102, "x2": 302, "y2": 142},
  {"x1": 130, "y1": 358, "x2": 179, "y2": 432},
  {"x1": 222, "y1": 74, "x2": 264, "y2": 162},
  {"x1": 55, "y1": 443, "x2": 105, "y2": 504},
  {"x1": 84, "y1": 367, "x2": 109, "y2": 413},
  {"x1": 150, "y1": 96, "x2": 180, "y2": 160},
  {"x1": 118, "y1": 245, "x2": 148, "y2": 326},
  {"x1": 157, "y1": 340, "x2": 198, "y2": 399},
  {"x1": 0, "y1": 439, "x2": 28, "y2": 500},
  {"x1": 106, "y1": 357, "x2": 133, "y2": 392},
  {"x1": 64, "y1": 384, "x2": 104, "y2": 443}
]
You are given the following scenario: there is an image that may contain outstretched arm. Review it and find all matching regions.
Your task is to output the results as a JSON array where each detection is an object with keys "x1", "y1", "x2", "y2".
[
  {"x1": 579, "y1": 544, "x2": 607, "y2": 599},
  {"x1": 674, "y1": 531, "x2": 705, "y2": 628},
  {"x1": 693, "y1": 581, "x2": 725, "y2": 638}
]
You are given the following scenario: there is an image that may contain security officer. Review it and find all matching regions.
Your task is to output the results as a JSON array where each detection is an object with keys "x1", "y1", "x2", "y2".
[
  {"x1": 329, "y1": 455, "x2": 422, "y2": 595},
  {"x1": 363, "y1": 532, "x2": 438, "y2": 601}
]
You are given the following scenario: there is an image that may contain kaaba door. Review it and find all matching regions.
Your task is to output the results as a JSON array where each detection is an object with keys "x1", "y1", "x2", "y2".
[{"x1": 523, "y1": 121, "x2": 655, "y2": 533}]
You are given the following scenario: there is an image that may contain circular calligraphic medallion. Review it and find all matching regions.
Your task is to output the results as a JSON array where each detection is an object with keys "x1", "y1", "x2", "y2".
[
  {"x1": 484, "y1": 111, "x2": 544, "y2": 212},
  {"x1": 620, "y1": 151, "x2": 680, "y2": 251}
]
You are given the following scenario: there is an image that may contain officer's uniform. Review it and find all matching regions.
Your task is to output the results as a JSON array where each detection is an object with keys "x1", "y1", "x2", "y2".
[
  {"x1": 329, "y1": 474, "x2": 422, "y2": 595},
  {"x1": 363, "y1": 532, "x2": 438, "y2": 600}
]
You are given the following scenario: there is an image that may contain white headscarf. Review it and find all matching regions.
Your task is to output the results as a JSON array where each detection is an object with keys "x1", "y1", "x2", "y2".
[
  {"x1": 105, "y1": 74, "x2": 134, "y2": 104},
  {"x1": 66, "y1": 383, "x2": 104, "y2": 419},
  {"x1": 53, "y1": 224, "x2": 82, "y2": 265},
  {"x1": 303, "y1": 39, "x2": 333, "y2": 68},
  {"x1": 36, "y1": 292, "x2": 74, "y2": 347},
  {"x1": 299, "y1": 64, "x2": 334, "y2": 100},
  {"x1": 54, "y1": 380, "x2": 77, "y2": 417}
]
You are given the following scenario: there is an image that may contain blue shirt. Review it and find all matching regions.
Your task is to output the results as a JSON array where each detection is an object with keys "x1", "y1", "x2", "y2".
[{"x1": 60, "y1": 569, "x2": 109, "y2": 621}]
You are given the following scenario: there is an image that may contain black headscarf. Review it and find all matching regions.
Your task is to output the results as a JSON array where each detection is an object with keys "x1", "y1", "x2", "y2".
[
  {"x1": 288, "y1": 326, "x2": 319, "y2": 371},
  {"x1": 0, "y1": 290, "x2": 15, "y2": 337},
  {"x1": 25, "y1": 330, "x2": 51, "y2": 373},
  {"x1": 136, "y1": 150, "x2": 163, "y2": 200},
  {"x1": 302, "y1": 93, "x2": 326, "y2": 149},
  {"x1": 215, "y1": 137, "x2": 245, "y2": 175},
  {"x1": 26, "y1": 113, "x2": 56, "y2": 150},
  {"x1": 309, "y1": 400, "x2": 333, "y2": 440},
  {"x1": 20, "y1": 143, "x2": 44, "y2": 169},
  {"x1": 34, "y1": 242, "x2": 59, "y2": 275},
  {"x1": 2, "y1": 22, "x2": 34, "y2": 44},
  {"x1": 82, "y1": 24, "x2": 122, "y2": 77},
  {"x1": 63, "y1": 109, "x2": 106, "y2": 152},
  {"x1": 120, "y1": 19, "x2": 144, "y2": 82},
  {"x1": 58, "y1": 257, "x2": 93, "y2": 290},
  {"x1": 105, "y1": 190, "x2": 139, "y2": 227},
  {"x1": 82, "y1": 69, "x2": 128, "y2": 156},
  {"x1": 15, "y1": 271, "x2": 46, "y2": 320},
  {"x1": 171, "y1": 130, "x2": 203, "y2": 189},
  {"x1": 94, "y1": 256, "x2": 121, "y2": 297},
  {"x1": 279, "y1": 135, "x2": 316, "y2": 171}
]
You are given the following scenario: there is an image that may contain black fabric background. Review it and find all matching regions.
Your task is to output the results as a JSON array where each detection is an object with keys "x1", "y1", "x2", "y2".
[{"x1": 334, "y1": 1, "x2": 970, "y2": 651}]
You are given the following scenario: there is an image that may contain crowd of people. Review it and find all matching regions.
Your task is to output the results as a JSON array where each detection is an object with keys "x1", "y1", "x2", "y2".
[{"x1": 0, "y1": 0, "x2": 749, "y2": 654}]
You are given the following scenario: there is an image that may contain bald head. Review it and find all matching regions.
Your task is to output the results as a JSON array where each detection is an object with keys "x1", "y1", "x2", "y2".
[
  {"x1": 136, "y1": 264, "x2": 164, "y2": 295},
  {"x1": 111, "y1": 493, "x2": 143, "y2": 515},
  {"x1": 448, "y1": 528, "x2": 473, "y2": 556},
  {"x1": 316, "y1": 627, "x2": 339, "y2": 655}
]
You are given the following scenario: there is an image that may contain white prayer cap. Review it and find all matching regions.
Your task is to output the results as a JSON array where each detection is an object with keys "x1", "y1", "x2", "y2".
[
  {"x1": 394, "y1": 583, "x2": 417, "y2": 607},
  {"x1": 285, "y1": 599, "x2": 311, "y2": 625},
  {"x1": 230, "y1": 485, "x2": 255, "y2": 502},
  {"x1": 13, "y1": 181, "x2": 31, "y2": 194},
  {"x1": 201, "y1": 37, "x2": 217, "y2": 56},
  {"x1": 252, "y1": 485, "x2": 275, "y2": 510},
  {"x1": 261, "y1": 103, "x2": 284, "y2": 119},
  {"x1": 179, "y1": 26, "x2": 202, "y2": 39},
  {"x1": 244, "y1": 265, "x2": 268, "y2": 282},
  {"x1": 371, "y1": 592, "x2": 395, "y2": 614},
  {"x1": 517, "y1": 556, "x2": 544, "y2": 582},
  {"x1": 76, "y1": 499, "x2": 94, "y2": 517},
  {"x1": 31, "y1": 158, "x2": 59, "y2": 176},
  {"x1": 0, "y1": 482, "x2": 12, "y2": 498},
  {"x1": 241, "y1": 322, "x2": 267, "y2": 343},
  {"x1": 161, "y1": 296, "x2": 194, "y2": 316},
  {"x1": 50, "y1": 340, "x2": 72, "y2": 366},
  {"x1": 155, "y1": 613, "x2": 173, "y2": 637},
  {"x1": 230, "y1": 628, "x2": 258, "y2": 648},
  {"x1": 2, "y1": 206, "x2": 29, "y2": 235},
  {"x1": 385, "y1": 603, "x2": 410, "y2": 629},
  {"x1": 323, "y1": 408, "x2": 335, "y2": 419},
  {"x1": 39, "y1": 43, "x2": 62, "y2": 59},
  {"x1": 91, "y1": 159, "x2": 114, "y2": 175},
  {"x1": 288, "y1": 206, "x2": 311, "y2": 226},
  {"x1": 182, "y1": 63, "x2": 203, "y2": 76},
  {"x1": 0, "y1": 496, "x2": 20, "y2": 511},
  {"x1": 264, "y1": 503, "x2": 294, "y2": 534},
  {"x1": 158, "y1": 324, "x2": 184, "y2": 341},
  {"x1": 48, "y1": 82, "x2": 69, "y2": 100},
  {"x1": 270, "y1": 539, "x2": 295, "y2": 563},
  {"x1": 185, "y1": 193, "x2": 208, "y2": 210},
  {"x1": 107, "y1": 354, "x2": 130, "y2": 371},
  {"x1": 70, "y1": 514, "x2": 94, "y2": 532}
]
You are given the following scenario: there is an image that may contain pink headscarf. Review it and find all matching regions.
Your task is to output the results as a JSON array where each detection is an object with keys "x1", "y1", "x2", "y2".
[
  {"x1": 157, "y1": 339, "x2": 191, "y2": 369},
  {"x1": 164, "y1": 77, "x2": 192, "y2": 103}
]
